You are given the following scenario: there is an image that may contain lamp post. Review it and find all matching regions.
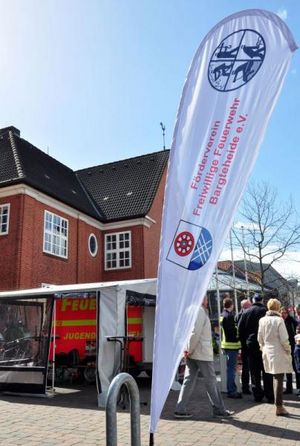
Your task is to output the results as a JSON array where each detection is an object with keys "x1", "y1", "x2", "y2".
[
  {"x1": 291, "y1": 278, "x2": 298, "y2": 316},
  {"x1": 229, "y1": 229, "x2": 238, "y2": 311},
  {"x1": 241, "y1": 225, "x2": 249, "y2": 298}
]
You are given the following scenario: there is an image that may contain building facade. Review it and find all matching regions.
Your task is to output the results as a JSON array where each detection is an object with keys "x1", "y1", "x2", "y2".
[{"x1": 0, "y1": 126, "x2": 168, "y2": 291}]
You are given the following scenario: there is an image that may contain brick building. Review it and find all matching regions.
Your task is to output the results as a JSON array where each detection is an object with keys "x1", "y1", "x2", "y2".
[{"x1": 0, "y1": 126, "x2": 168, "y2": 291}]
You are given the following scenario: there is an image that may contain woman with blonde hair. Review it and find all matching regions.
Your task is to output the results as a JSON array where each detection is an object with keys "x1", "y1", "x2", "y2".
[{"x1": 258, "y1": 298, "x2": 293, "y2": 416}]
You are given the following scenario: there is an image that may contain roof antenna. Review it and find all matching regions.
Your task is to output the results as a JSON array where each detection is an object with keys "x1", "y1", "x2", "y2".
[{"x1": 160, "y1": 122, "x2": 166, "y2": 150}]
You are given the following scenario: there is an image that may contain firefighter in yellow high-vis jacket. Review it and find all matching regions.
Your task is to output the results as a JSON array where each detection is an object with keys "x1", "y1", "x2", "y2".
[{"x1": 220, "y1": 295, "x2": 241, "y2": 399}]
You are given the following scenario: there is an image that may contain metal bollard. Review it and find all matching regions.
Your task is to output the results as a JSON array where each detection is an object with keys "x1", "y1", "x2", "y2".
[{"x1": 106, "y1": 372, "x2": 141, "y2": 446}]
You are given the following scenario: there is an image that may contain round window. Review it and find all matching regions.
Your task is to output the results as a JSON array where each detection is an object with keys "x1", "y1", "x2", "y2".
[{"x1": 88, "y1": 234, "x2": 98, "y2": 257}]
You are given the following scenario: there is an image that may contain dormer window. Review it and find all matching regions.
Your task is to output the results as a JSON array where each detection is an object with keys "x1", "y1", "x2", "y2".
[{"x1": 0, "y1": 204, "x2": 10, "y2": 235}]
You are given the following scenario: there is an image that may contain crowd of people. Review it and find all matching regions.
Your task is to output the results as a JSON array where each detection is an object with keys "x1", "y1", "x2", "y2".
[{"x1": 174, "y1": 293, "x2": 300, "y2": 419}]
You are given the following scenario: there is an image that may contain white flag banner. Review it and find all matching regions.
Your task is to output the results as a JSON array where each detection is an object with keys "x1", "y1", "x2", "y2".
[{"x1": 150, "y1": 9, "x2": 297, "y2": 434}]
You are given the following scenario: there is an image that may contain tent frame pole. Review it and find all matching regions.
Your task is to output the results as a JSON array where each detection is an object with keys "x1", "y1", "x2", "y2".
[{"x1": 51, "y1": 299, "x2": 56, "y2": 391}]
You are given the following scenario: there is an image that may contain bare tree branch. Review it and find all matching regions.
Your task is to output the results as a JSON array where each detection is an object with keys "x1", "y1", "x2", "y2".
[{"x1": 232, "y1": 181, "x2": 300, "y2": 297}]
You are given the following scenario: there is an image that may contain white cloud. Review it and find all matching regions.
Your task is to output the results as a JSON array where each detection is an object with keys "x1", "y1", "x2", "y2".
[
  {"x1": 276, "y1": 8, "x2": 288, "y2": 21},
  {"x1": 275, "y1": 252, "x2": 300, "y2": 279}
]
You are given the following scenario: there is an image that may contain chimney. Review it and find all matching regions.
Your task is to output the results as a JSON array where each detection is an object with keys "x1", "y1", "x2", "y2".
[{"x1": 0, "y1": 126, "x2": 20, "y2": 137}]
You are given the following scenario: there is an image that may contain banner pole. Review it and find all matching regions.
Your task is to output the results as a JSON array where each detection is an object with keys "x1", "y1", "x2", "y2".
[{"x1": 149, "y1": 432, "x2": 154, "y2": 445}]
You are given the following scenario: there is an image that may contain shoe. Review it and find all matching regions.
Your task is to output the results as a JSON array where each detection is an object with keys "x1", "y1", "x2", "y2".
[
  {"x1": 276, "y1": 406, "x2": 289, "y2": 416},
  {"x1": 174, "y1": 411, "x2": 193, "y2": 419},
  {"x1": 213, "y1": 409, "x2": 235, "y2": 418},
  {"x1": 242, "y1": 389, "x2": 251, "y2": 395},
  {"x1": 283, "y1": 389, "x2": 293, "y2": 395},
  {"x1": 227, "y1": 392, "x2": 242, "y2": 399}
]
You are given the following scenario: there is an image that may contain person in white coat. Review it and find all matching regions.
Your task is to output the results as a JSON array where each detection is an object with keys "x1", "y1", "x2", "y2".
[
  {"x1": 174, "y1": 296, "x2": 234, "y2": 419},
  {"x1": 258, "y1": 298, "x2": 293, "y2": 416}
]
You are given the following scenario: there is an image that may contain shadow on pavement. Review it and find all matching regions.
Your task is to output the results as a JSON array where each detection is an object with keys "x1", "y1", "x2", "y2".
[
  {"x1": 284, "y1": 400, "x2": 300, "y2": 408},
  {"x1": 224, "y1": 417, "x2": 300, "y2": 442},
  {"x1": 0, "y1": 376, "x2": 153, "y2": 411},
  {"x1": 0, "y1": 384, "x2": 101, "y2": 411}
]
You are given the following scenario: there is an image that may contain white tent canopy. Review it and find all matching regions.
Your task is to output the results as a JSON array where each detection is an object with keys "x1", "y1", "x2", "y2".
[
  {"x1": 0, "y1": 278, "x2": 157, "y2": 402},
  {"x1": 0, "y1": 273, "x2": 259, "y2": 401}
]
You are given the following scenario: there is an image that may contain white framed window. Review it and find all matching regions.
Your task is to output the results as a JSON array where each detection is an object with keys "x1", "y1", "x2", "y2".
[
  {"x1": 43, "y1": 210, "x2": 68, "y2": 259},
  {"x1": 88, "y1": 233, "x2": 98, "y2": 257},
  {"x1": 105, "y1": 231, "x2": 131, "y2": 270},
  {"x1": 0, "y1": 204, "x2": 10, "y2": 235}
]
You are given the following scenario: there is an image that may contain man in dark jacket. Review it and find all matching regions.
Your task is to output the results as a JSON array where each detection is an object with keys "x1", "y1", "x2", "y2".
[
  {"x1": 238, "y1": 294, "x2": 274, "y2": 403},
  {"x1": 281, "y1": 307, "x2": 300, "y2": 394},
  {"x1": 236, "y1": 299, "x2": 252, "y2": 394},
  {"x1": 220, "y1": 296, "x2": 241, "y2": 398},
  {"x1": 295, "y1": 304, "x2": 300, "y2": 325}
]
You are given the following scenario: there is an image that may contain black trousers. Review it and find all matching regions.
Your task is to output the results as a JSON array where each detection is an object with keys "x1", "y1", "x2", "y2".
[
  {"x1": 286, "y1": 352, "x2": 300, "y2": 390},
  {"x1": 248, "y1": 347, "x2": 273, "y2": 402},
  {"x1": 241, "y1": 345, "x2": 251, "y2": 392}
]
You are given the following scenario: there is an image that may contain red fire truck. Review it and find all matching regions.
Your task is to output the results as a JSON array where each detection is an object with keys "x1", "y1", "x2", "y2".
[{"x1": 50, "y1": 293, "x2": 154, "y2": 382}]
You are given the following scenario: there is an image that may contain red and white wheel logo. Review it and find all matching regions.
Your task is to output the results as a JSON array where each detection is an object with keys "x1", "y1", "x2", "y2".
[{"x1": 174, "y1": 231, "x2": 195, "y2": 256}]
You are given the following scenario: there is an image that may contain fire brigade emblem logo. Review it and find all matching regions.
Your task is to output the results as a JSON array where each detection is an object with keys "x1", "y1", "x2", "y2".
[
  {"x1": 174, "y1": 231, "x2": 195, "y2": 256},
  {"x1": 167, "y1": 220, "x2": 213, "y2": 270},
  {"x1": 208, "y1": 29, "x2": 266, "y2": 92}
]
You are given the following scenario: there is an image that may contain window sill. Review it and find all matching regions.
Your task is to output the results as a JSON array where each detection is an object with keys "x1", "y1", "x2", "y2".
[{"x1": 43, "y1": 251, "x2": 69, "y2": 261}]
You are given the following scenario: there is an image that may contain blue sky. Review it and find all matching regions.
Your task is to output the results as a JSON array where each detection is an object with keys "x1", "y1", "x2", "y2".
[{"x1": 0, "y1": 0, "x2": 299, "y2": 214}]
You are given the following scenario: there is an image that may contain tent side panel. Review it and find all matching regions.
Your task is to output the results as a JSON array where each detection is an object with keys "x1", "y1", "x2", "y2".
[{"x1": 97, "y1": 287, "x2": 126, "y2": 407}]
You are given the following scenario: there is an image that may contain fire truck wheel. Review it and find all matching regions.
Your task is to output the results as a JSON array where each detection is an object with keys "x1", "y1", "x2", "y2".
[{"x1": 83, "y1": 366, "x2": 96, "y2": 384}]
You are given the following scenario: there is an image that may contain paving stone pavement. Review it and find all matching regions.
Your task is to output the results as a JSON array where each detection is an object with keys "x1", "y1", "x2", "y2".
[{"x1": 0, "y1": 378, "x2": 299, "y2": 446}]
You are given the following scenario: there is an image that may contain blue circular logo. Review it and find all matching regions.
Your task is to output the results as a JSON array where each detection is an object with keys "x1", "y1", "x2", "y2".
[{"x1": 208, "y1": 29, "x2": 266, "y2": 92}]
